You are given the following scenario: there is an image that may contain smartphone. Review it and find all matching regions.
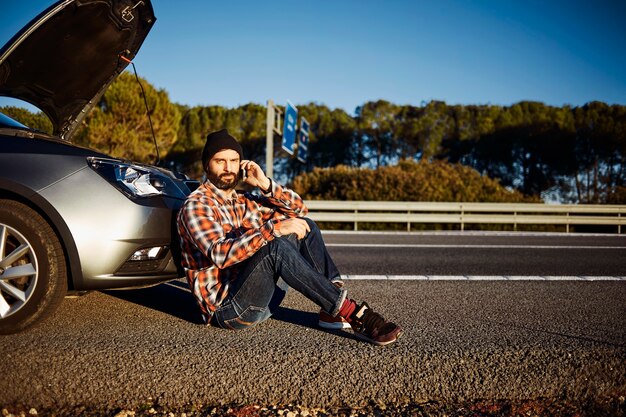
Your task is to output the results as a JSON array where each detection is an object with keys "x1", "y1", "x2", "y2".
[{"x1": 239, "y1": 167, "x2": 247, "y2": 181}]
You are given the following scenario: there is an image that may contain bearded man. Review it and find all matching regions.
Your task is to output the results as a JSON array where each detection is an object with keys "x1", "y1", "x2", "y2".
[{"x1": 177, "y1": 129, "x2": 401, "y2": 345}]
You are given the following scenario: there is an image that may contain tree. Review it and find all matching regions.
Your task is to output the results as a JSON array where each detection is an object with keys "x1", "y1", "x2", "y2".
[
  {"x1": 0, "y1": 106, "x2": 53, "y2": 134},
  {"x1": 355, "y1": 100, "x2": 401, "y2": 167},
  {"x1": 74, "y1": 71, "x2": 181, "y2": 164},
  {"x1": 297, "y1": 103, "x2": 356, "y2": 168},
  {"x1": 571, "y1": 102, "x2": 626, "y2": 203},
  {"x1": 167, "y1": 103, "x2": 267, "y2": 179},
  {"x1": 445, "y1": 102, "x2": 580, "y2": 199}
]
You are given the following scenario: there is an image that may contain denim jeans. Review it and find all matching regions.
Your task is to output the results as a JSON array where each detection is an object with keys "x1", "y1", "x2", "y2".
[{"x1": 211, "y1": 218, "x2": 347, "y2": 330}]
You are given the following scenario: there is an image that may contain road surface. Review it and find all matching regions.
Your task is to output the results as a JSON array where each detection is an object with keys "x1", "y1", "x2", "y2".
[{"x1": 0, "y1": 232, "x2": 624, "y2": 414}]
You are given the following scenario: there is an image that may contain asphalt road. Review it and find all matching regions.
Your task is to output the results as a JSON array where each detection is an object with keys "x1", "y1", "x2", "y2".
[
  {"x1": 0, "y1": 232, "x2": 625, "y2": 413},
  {"x1": 323, "y1": 231, "x2": 626, "y2": 276}
]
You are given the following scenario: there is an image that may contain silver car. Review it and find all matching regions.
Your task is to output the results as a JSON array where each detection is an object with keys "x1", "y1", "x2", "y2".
[{"x1": 0, "y1": 0, "x2": 197, "y2": 333}]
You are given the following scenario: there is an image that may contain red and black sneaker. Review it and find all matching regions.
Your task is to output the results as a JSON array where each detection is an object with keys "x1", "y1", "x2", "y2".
[{"x1": 349, "y1": 302, "x2": 402, "y2": 346}]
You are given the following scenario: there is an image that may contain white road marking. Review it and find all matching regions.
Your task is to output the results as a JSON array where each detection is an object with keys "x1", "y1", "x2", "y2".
[
  {"x1": 341, "y1": 275, "x2": 626, "y2": 281},
  {"x1": 326, "y1": 243, "x2": 626, "y2": 249}
]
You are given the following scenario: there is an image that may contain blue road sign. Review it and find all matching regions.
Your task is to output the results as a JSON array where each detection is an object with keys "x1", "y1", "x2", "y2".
[
  {"x1": 297, "y1": 117, "x2": 310, "y2": 163},
  {"x1": 282, "y1": 101, "x2": 298, "y2": 155}
]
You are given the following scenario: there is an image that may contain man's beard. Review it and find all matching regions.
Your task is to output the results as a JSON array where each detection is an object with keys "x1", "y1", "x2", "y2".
[{"x1": 208, "y1": 172, "x2": 238, "y2": 190}]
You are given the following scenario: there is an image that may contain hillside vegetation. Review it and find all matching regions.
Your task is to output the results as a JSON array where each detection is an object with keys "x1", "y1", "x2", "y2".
[{"x1": 3, "y1": 72, "x2": 625, "y2": 203}]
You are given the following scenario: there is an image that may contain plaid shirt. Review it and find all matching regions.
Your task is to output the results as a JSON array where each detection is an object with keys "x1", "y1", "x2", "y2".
[{"x1": 177, "y1": 179, "x2": 308, "y2": 323}]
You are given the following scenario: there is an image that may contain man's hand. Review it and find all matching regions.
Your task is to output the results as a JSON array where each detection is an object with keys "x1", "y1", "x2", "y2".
[
  {"x1": 240, "y1": 160, "x2": 271, "y2": 191},
  {"x1": 275, "y1": 218, "x2": 310, "y2": 239}
]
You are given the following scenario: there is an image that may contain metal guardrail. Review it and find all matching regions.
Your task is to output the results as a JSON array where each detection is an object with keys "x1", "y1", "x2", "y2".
[{"x1": 304, "y1": 201, "x2": 626, "y2": 233}]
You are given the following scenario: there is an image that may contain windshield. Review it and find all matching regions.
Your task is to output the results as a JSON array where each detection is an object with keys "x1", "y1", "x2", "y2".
[{"x1": 0, "y1": 111, "x2": 31, "y2": 130}]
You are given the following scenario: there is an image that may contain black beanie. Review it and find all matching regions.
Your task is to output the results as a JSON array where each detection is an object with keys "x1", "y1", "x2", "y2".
[{"x1": 201, "y1": 129, "x2": 243, "y2": 167}]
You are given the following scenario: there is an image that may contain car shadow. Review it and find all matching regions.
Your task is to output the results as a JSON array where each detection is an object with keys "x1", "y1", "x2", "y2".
[
  {"x1": 104, "y1": 281, "x2": 357, "y2": 341},
  {"x1": 103, "y1": 280, "x2": 204, "y2": 324}
]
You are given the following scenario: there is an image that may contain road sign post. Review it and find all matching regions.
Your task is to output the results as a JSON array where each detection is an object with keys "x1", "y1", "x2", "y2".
[{"x1": 265, "y1": 99, "x2": 282, "y2": 178}]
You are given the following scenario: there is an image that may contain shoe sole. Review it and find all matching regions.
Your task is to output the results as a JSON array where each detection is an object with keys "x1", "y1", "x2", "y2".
[
  {"x1": 318, "y1": 320, "x2": 352, "y2": 330},
  {"x1": 354, "y1": 329, "x2": 403, "y2": 346}
]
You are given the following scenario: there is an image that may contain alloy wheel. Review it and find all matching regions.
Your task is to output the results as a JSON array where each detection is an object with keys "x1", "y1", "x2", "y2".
[{"x1": 0, "y1": 224, "x2": 38, "y2": 318}]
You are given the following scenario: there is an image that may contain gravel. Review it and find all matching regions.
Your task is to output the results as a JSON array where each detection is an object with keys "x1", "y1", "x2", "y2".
[{"x1": 3, "y1": 396, "x2": 626, "y2": 417}]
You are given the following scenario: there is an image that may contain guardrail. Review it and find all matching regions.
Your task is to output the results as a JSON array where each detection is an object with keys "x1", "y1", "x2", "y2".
[{"x1": 304, "y1": 201, "x2": 626, "y2": 233}]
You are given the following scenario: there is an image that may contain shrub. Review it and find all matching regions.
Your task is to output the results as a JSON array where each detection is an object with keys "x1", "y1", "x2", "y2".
[{"x1": 292, "y1": 159, "x2": 538, "y2": 203}]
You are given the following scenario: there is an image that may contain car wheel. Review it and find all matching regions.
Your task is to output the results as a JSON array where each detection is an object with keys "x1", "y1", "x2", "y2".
[{"x1": 0, "y1": 199, "x2": 67, "y2": 334}]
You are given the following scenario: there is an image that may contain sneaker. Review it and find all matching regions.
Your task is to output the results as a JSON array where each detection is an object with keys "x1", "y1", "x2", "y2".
[
  {"x1": 349, "y1": 302, "x2": 402, "y2": 346},
  {"x1": 319, "y1": 310, "x2": 352, "y2": 329}
]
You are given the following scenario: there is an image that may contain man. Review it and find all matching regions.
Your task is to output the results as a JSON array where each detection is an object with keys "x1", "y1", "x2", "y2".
[{"x1": 177, "y1": 129, "x2": 402, "y2": 346}]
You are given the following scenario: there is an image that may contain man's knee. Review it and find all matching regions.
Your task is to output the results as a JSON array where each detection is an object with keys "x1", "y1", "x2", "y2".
[{"x1": 272, "y1": 234, "x2": 298, "y2": 249}]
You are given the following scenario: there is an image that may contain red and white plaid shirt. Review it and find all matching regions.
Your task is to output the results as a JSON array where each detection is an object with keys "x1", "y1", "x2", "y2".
[{"x1": 177, "y1": 179, "x2": 307, "y2": 323}]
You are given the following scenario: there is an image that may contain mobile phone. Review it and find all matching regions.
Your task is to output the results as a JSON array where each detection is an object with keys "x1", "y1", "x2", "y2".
[{"x1": 239, "y1": 167, "x2": 247, "y2": 181}]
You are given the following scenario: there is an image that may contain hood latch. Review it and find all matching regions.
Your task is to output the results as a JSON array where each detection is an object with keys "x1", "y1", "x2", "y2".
[{"x1": 121, "y1": 1, "x2": 145, "y2": 23}]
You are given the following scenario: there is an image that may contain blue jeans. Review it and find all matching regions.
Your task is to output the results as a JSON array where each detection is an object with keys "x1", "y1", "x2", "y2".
[{"x1": 211, "y1": 218, "x2": 346, "y2": 330}]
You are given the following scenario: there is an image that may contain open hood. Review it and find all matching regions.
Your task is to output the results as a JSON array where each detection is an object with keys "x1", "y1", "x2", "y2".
[{"x1": 0, "y1": 0, "x2": 155, "y2": 140}]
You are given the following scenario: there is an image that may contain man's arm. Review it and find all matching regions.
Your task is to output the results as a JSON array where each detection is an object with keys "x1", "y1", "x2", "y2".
[
  {"x1": 240, "y1": 159, "x2": 308, "y2": 217},
  {"x1": 178, "y1": 198, "x2": 276, "y2": 270}
]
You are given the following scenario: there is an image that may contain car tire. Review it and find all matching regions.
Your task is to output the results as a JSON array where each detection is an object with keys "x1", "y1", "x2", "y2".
[{"x1": 0, "y1": 199, "x2": 67, "y2": 334}]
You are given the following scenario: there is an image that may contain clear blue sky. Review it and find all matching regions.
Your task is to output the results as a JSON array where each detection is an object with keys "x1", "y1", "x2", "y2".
[{"x1": 1, "y1": 0, "x2": 625, "y2": 114}]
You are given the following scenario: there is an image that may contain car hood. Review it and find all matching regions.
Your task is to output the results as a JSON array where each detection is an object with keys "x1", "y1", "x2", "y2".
[{"x1": 0, "y1": 0, "x2": 155, "y2": 140}]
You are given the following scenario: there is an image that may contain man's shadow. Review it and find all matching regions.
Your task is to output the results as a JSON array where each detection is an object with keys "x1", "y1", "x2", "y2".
[
  {"x1": 270, "y1": 305, "x2": 358, "y2": 341},
  {"x1": 104, "y1": 280, "x2": 357, "y2": 341}
]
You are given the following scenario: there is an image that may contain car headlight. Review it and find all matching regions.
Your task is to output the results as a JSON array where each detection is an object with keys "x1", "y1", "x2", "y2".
[{"x1": 87, "y1": 157, "x2": 187, "y2": 199}]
